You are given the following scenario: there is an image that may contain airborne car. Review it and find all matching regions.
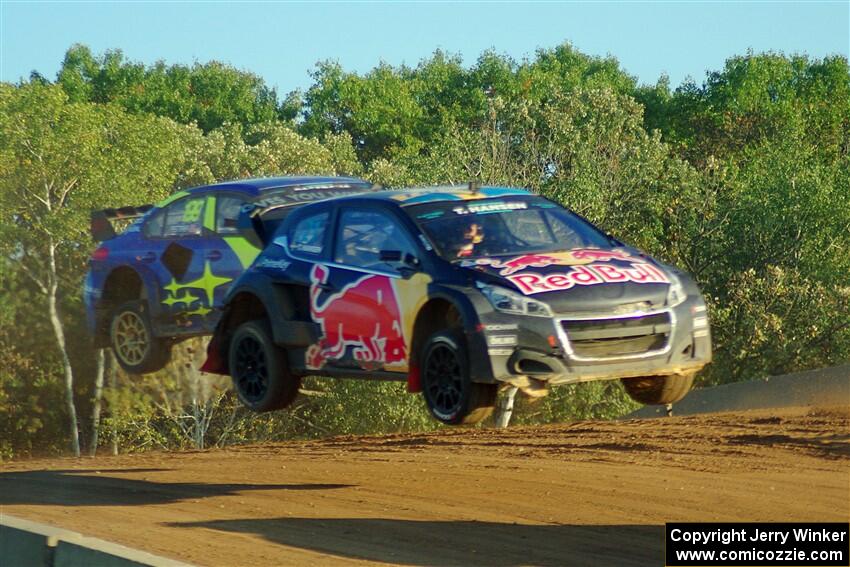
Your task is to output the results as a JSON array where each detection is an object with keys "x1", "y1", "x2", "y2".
[
  {"x1": 85, "y1": 176, "x2": 375, "y2": 373},
  {"x1": 202, "y1": 184, "x2": 712, "y2": 424}
]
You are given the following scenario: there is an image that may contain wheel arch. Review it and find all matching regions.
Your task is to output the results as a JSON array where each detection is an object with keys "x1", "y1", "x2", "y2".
[
  {"x1": 409, "y1": 298, "x2": 461, "y2": 376},
  {"x1": 207, "y1": 279, "x2": 317, "y2": 375},
  {"x1": 408, "y1": 290, "x2": 494, "y2": 390},
  {"x1": 93, "y1": 265, "x2": 152, "y2": 345},
  {"x1": 101, "y1": 266, "x2": 145, "y2": 302}
]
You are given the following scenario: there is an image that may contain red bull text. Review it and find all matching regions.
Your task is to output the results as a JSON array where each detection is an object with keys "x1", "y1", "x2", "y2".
[{"x1": 508, "y1": 262, "x2": 670, "y2": 295}]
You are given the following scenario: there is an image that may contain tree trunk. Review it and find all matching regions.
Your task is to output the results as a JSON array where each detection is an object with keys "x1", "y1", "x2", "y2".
[
  {"x1": 90, "y1": 349, "x2": 106, "y2": 456},
  {"x1": 108, "y1": 350, "x2": 119, "y2": 456},
  {"x1": 46, "y1": 239, "x2": 80, "y2": 457}
]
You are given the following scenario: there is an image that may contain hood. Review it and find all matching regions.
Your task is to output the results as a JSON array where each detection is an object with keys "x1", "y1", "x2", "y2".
[{"x1": 460, "y1": 248, "x2": 673, "y2": 314}]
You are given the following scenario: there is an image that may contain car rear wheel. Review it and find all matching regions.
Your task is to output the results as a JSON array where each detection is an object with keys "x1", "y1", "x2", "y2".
[
  {"x1": 621, "y1": 373, "x2": 695, "y2": 405},
  {"x1": 228, "y1": 320, "x2": 301, "y2": 412},
  {"x1": 421, "y1": 330, "x2": 497, "y2": 425},
  {"x1": 110, "y1": 301, "x2": 170, "y2": 374}
]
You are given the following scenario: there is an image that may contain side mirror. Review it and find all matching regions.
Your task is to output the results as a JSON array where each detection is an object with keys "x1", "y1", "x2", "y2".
[
  {"x1": 379, "y1": 250, "x2": 420, "y2": 277},
  {"x1": 379, "y1": 250, "x2": 402, "y2": 263}
]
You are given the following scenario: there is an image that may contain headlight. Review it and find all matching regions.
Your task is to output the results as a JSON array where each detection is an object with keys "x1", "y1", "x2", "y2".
[
  {"x1": 666, "y1": 273, "x2": 687, "y2": 307},
  {"x1": 477, "y1": 282, "x2": 553, "y2": 317}
]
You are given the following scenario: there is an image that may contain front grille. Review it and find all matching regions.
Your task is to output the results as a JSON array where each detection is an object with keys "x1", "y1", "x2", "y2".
[{"x1": 559, "y1": 312, "x2": 672, "y2": 360}]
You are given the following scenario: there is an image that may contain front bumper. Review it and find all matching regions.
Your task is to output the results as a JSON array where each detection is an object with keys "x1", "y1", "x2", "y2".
[{"x1": 471, "y1": 295, "x2": 711, "y2": 386}]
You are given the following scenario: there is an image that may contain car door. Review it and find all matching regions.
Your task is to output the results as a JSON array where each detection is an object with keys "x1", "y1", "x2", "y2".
[
  {"x1": 147, "y1": 193, "x2": 231, "y2": 333},
  {"x1": 305, "y1": 205, "x2": 430, "y2": 372},
  {"x1": 206, "y1": 192, "x2": 261, "y2": 305}
]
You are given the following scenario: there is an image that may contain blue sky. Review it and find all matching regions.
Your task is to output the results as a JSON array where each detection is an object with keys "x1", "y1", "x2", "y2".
[{"x1": 1, "y1": 1, "x2": 848, "y2": 95}]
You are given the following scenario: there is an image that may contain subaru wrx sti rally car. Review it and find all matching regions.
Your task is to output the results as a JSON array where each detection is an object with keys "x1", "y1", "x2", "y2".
[
  {"x1": 201, "y1": 184, "x2": 712, "y2": 424},
  {"x1": 85, "y1": 176, "x2": 375, "y2": 374}
]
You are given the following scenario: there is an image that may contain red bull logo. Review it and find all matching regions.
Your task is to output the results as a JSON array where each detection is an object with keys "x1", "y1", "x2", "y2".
[
  {"x1": 474, "y1": 249, "x2": 634, "y2": 275},
  {"x1": 508, "y1": 262, "x2": 670, "y2": 295},
  {"x1": 306, "y1": 264, "x2": 407, "y2": 370}
]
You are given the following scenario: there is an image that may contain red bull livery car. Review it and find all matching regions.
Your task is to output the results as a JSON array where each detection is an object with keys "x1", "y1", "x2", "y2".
[{"x1": 202, "y1": 184, "x2": 712, "y2": 424}]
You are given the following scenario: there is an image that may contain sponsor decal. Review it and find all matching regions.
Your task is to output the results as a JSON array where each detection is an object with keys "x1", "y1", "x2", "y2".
[
  {"x1": 182, "y1": 198, "x2": 205, "y2": 223},
  {"x1": 508, "y1": 262, "x2": 669, "y2": 295},
  {"x1": 483, "y1": 323, "x2": 518, "y2": 331},
  {"x1": 252, "y1": 187, "x2": 370, "y2": 209},
  {"x1": 488, "y1": 348, "x2": 514, "y2": 356},
  {"x1": 160, "y1": 261, "x2": 232, "y2": 317},
  {"x1": 306, "y1": 264, "x2": 407, "y2": 370},
  {"x1": 452, "y1": 201, "x2": 528, "y2": 215},
  {"x1": 255, "y1": 258, "x2": 291, "y2": 271},
  {"x1": 486, "y1": 335, "x2": 517, "y2": 346},
  {"x1": 471, "y1": 249, "x2": 635, "y2": 276}
]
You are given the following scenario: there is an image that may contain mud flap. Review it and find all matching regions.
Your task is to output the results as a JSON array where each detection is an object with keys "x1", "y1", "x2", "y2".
[
  {"x1": 200, "y1": 333, "x2": 227, "y2": 375},
  {"x1": 407, "y1": 365, "x2": 422, "y2": 393}
]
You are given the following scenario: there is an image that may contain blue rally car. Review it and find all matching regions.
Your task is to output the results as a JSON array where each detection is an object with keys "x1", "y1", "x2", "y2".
[{"x1": 85, "y1": 176, "x2": 375, "y2": 373}]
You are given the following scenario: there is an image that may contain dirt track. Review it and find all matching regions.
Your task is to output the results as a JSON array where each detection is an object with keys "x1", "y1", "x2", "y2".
[{"x1": 2, "y1": 407, "x2": 848, "y2": 566}]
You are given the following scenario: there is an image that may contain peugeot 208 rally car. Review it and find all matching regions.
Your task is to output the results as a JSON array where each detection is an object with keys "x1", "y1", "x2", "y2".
[
  {"x1": 85, "y1": 176, "x2": 375, "y2": 374},
  {"x1": 202, "y1": 184, "x2": 712, "y2": 424}
]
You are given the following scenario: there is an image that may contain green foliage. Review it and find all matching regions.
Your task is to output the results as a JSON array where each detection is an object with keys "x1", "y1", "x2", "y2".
[
  {"x1": 198, "y1": 121, "x2": 344, "y2": 182},
  {"x1": 301, "y1": 43, "x2": 638, "y2": 164},
  {"x1": 511, "y1": 382, "x2": 640, "y2": 425},
  {"x1": 57, "y1": 44, "x2": 280, "y2": 132},
  {"x1": 0, "y1": 262, "x2": 66, "y2": 459},
  {"x1": 705, "y1": 266, "x2": 850, "y2": 385},
  {"x1": 290, "y1": 379, "x2": 437, "y2": 436}
]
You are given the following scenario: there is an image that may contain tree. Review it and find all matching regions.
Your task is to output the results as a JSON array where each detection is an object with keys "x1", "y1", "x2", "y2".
[
  {"x1": 0, "y1": 82, "x2": 199, "y2": 455},
  {"x1": 57, "y1": 44, "x2": 281, "y2": 132}
]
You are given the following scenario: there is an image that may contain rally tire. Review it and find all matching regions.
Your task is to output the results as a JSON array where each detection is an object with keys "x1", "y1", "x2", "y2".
[
  {"x1": 421, "y1": 330, "x2": 497, "y2": 425},
  {"x1": 109, "y1": 301, "x2": 170, "y2": 374},
  {"x1": 621, "y1": 373, "x2": 695, "y2": 405},
  {"x1": 228, "y1": 320, "x2": 301, "y2": 413}
]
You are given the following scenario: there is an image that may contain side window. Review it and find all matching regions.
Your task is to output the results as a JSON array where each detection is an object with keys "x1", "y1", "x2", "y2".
[
  {"x1": 216, "y1": 196, "x2": 244, "y2": 235},
  {"x1": 288, "y1": 211, "x2": 329, "y2": 255},
  {"x1": 143, "y1": 209, "x2": 165, "y2": 238},
  {"x1": 163, "y1": 197, "x2": 205, "y2": 237},
  {"x1": 334, "y1": 209, "x2": 417, "y2": 271}
]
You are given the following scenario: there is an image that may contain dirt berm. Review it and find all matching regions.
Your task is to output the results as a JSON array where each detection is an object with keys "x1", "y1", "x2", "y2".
[{"x1": 1, "y1": 406, "x2": 848, "y2": 566}]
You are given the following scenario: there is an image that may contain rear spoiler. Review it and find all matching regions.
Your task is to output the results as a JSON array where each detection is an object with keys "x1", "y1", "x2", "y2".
[{"x1": 90, "y1": 205, "x2": 153, "y2": 242}]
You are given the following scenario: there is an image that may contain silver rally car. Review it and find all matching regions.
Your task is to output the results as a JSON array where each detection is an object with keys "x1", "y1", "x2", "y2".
[
  {"x1": 203, "y1": 184, "x2": 712, "y2": 425},
  {"x1": 423, "y1": 194, "x2": 713, "y2": 411}
]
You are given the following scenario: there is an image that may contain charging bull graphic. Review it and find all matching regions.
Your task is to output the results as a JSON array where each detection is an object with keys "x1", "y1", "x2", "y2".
[
  {"x1": 306, "y1": 264, "x2": 407, "y2": 370},
  {"x1": 473, "y1": 249, "x2": 634, "y2": 276}
]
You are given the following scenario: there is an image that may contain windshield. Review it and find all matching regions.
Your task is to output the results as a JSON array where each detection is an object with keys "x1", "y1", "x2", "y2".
[{"x1": 408, "y1": 196, "x2": 613, "y2": 261}]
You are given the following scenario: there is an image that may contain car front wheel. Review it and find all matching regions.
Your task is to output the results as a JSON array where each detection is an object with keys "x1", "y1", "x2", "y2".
[
  {"x1": 621, "y1": 373, "x2": 695, "y2": 405},
  {"x1": 421, "y1": 330, "x2": 497, "y2": 425},
  {"x1": 110, "y1": 301, "x2": 170, "y2": 374},
  {"x1": 228, "y1": 320, "x2": 301, "y2": 412}
]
